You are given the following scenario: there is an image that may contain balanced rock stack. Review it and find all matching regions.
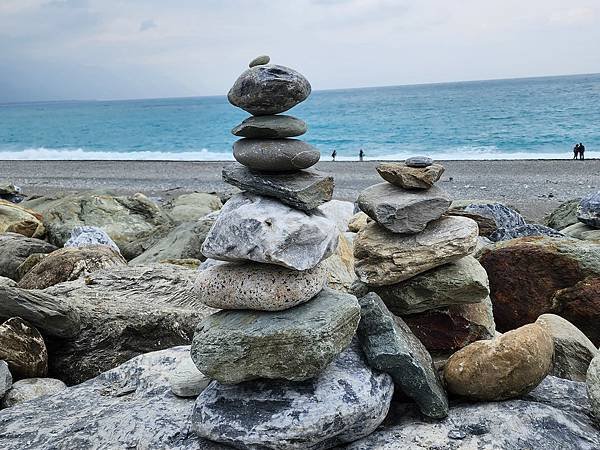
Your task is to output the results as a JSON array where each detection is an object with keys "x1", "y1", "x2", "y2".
[{"x1": 188, "y1": 56, "x2": 394, "y2": 449}]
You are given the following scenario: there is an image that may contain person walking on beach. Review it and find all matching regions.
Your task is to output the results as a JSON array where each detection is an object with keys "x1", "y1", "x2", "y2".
[
  {"x1": 331, "y1": 150, "x2": 337, "y2": 161},
  {"x1": 359, "y1": 149, "x2": 364, "y2": 162},
  {"x1": 579, "y1": 143, "x2": 585, "y2": 160}
]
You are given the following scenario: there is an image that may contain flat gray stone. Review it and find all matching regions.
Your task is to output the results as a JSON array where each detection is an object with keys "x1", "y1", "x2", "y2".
[
  {"x1": 357, "y1": 183, "x2": 451, "y2": 234},
  {"x1": 228, "y1": 64, "x2": 311, "y2": 115},
  {"x1": 249, "y1": 55, "x2": 270, "y2": 67},
  {"x1": 201, "y1": 192, "x2": 338, "y2": 271},
  {"x1": 357, "y1": 293, "x2": 448, "y2": 419},
  {"x1": 464, "y1": 202, "x2": 525, "y2": 230},
  {"x1": 169, "y1": 355, "x2": 211, "y2": 398},
  {"x1": 191, "y1": 287, "x2": 360, "y2": 384},
  {"x1": 232, "y1": 115, "x2": 307, "y2": 138},
  {"x1": 1, "y1": 378, "x2": 66, "y2": 408},
  {"x1": 194, "y1": 261, "x2": 326, "y2": 311},
  {"x1": 578, "y1": 192, "x2": 600, "y2": 228},
  {"x1": 405, "y1": 156, "x2": 433, "y2": 167},
  {"x1": 0, "y1": 360, "x2": 12, "y2": 398},
  {"x1": 222, "y1": 164, "x2": 333, "y2": 211},
  {"x1": 377, "y1": 162, "x2": 445, "y2": 189},
  {"x1": 64, "y1": 226, "x2": 121, "y2": 253},
  {"x1": 233, "y1": 138, "x2": 320, "y2": 172},
  {"x1": 191, "y1": 341, "x2": 394, "y2": 450}
]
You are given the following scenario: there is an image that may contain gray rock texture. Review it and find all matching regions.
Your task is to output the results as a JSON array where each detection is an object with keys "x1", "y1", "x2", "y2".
[
  {"x1": 64, "y1": 226, "x2": 121, "y2": 253},
  {"x1": 1, "y1": 377, "x2": 66, "y2": 408},
  {"x1": 357, "y1": 293, "x2": 448, "y2": 419},
  {"x1": 192, "y1": 341, "x2": 394, "y2": 450},
  {"x1": 318, "y1": 199, "x2": 355, "y2": 231},
  {"x1": 358, "y1": 183, "x2": 451, "y2": 234},
  {"x1": 464, "y1": 202, "x2": 525, "y2": 229},
  {"x1": 228, "y1": 64, "x2": 311, "y2": 115},
  {"x1": 562, "y1": 222, "x2": 600, "y2": 241},
  {"x1": 194, "y1": 261, "x2": 326, "y2": 311},
  {"x1": 232, "y1": 115, "x2": 307, "y2": 138},
  {"x1": 164, "y1": 192, "x2": 222, "y2": 224},
  {"x1": 0, "y1": 317, "x2": 47, "y2": 379},
  {"x1": 544, "y1": 198, "x2": 581, "y2": 230},
  {"x1": 0, "y1": 360, "x2": 12, "y2": 398},
  {"x1": 202, "y1": 192, "x2": 338, "y2": 271},
  {"x1": 588, "y1": 354, "x2": 600, "y2": 420},
  {"x1": 191, "y1": 287, "x2": 360, "y2": 383},
  {"x1": 489, "y1": 223, "x2": 564, "y2": 242},
  {"x1": 376, "y1": 162, "x2": 445, "y2": 189},
  {"x1": 233, "y1": 138, "x2": 321, "y2": 172},
  {"x1": 0, "y1": 233, "x2": 57, "y2": 280},
  {"x1": 405, "y1": 156, "x2": 433, "y2": 167},
  {"x1": 249, "y1": 54, "x2": 270, "y2": 67},
  {"x1": 578, "y1": 192, "x2": 600, "y2": 228},
  {"x1": 169, "y1": 354, "x2": 211, "y2": 398},
  {"x1": 222, "y1": 164, "x2": 333, "y2": 211}
]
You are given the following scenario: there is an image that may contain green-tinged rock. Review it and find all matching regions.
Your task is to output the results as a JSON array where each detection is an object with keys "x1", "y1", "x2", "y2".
[
  {"x1": 0, "y1": 233, "x2": 57, "y2": 281},
  {"x1": 165, "y1": 193, "x2": 222, "y2": 224},
  {"x1": 248, "y1": 55, "x2": 270, "y2": 67},
  {"x1": 191, "y1": 287, "x2": 360, "y2": 383},
  {"x1": 544, "y1": 198, "x2": 581, "y2": 230},
  {"x1": 562, "y1": 222, "x2": 600, "y2": 241}
]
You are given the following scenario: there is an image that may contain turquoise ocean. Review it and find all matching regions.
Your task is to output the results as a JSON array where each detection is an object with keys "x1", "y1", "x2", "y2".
[{"x1": 1, "y1": 73, "x2": 599, "y2": 161}]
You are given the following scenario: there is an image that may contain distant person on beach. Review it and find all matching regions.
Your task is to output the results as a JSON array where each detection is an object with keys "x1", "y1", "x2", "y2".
[
  {"x1": 573, "y1": 143, "x2": 580, "y2": 159},
  {"x1": 359, "y1": 149, "x2": 364, "y2": 161},
  {"x1": 332, "y1": 150, "x2": 337, "y2": 161},
  {"x1": 579, "y1": 143, "x2": 585, "y2": 160}
]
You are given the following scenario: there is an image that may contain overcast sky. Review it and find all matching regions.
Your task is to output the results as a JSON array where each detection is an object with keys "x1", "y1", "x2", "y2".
[{"x1": 1, "y1": 0, "x2": 600, "y2": 102}]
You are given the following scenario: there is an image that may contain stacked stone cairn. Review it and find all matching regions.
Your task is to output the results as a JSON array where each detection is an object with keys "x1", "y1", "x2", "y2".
[{"x1": 187, "y1": 56, "x2": 395, "y2": 449}]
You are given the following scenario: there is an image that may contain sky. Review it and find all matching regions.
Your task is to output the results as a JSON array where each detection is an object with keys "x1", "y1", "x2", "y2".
[{"x1": 1, "y1": 0, "x2": 600, "y2": 102}]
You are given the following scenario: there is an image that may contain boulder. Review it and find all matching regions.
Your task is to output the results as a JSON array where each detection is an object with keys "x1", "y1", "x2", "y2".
[
  {"x1": 42, "y1": 264, "x2": 216, "y2": 384},
  {"x1": 223, "y1": 165, "x2": 333, "y2": 211},
  {"x1": 373, "y1": 256, "x2": 490, "y2": 315},
  {"x1": 228, "y1": 64, "x2": 311, "y2": 115},
  {"x1": 444, "y1": 323, "x2": 553, "y2": 401},
  {"x1": 0, "y1": 184, "x2": 24, "y2": 203},
  {"x1": 169, "y1": 354, "x2": 211, "y2": 398},
  {"x1": 192, "y1": 342, "x2": 393, "y2": 450},
  {"x1": 553, "y1": 276, "x2": 600, "y2": 346},
  {"x1": 536, "y1": 314, "x2": 598, "y2": 382},
  {"x1": 348, "y1": 211, "x2": 369, "y2": 232},
  {"x1": 194, "y1": 260, "x2": 326, "y2": 310},
  {"x1": 0, "y1": 360, "x2": 12, "y2": 398},
  {"x1": 489, "y1": 223, "x2": 564, "y2": 242},
  {"x1": 202, "y1": 193, "x2": 338, "y2": 271},
  {"x1": 191, "y1": 287, "x2": 360, "y2": 384},
  {"x1": 0, "y1": 200, "x2": 44, "y2": 238},
  {"x1": 320, "y1": 233, "x2": 357, "y2": 293},
  {"x1": 15, "y1": 253, "x2": 47, "y2": 280},
  {"x1": 64, "y1": 225, "x2": 121, "y2": 253},
  {"x1": 248, "y1": 54, "x2": 270, "y2": 67},
  {"x1": 24, "y1": 192, "x2": 174, "y2": 260},
  {"x1": 478, "y1": 236, "x2": 600, "y2": 333},
  {"x1": 233, "y1": 138, "x2": 321, "y2": 172},
  {"x1": 446, "y1": 208, "x2": 497, "y2": 237},
  {"x1": 357, "y1": 183, "x2": 451, "y2": 234},
  {"x1": 354, "y1": 216, "x2": 478, "y2": 286},
  {"x1": 1, "y1": 378, "x2": 66, "y2": 408},
  {"x1": 232, "y1": 115, "x2": 307, "y2": 138},
  {"x1": 165, "y1": 193, "x2": 222, "y2": 224},
  {"x1": 587, "y1": 355, "x2": 600, "y2": 421},
  {"x1": 0, "y1": 347, "x2": 225, "y2": 449},
  {"x1": 402, "y1": 297, "x2": 496, "y2": 353},
  {"x1": 464, "y1": 203, "x2": 525, "y2": 229},
  {"x1": 578, "y1": 192, "x2": 600, "y2": 228},
  {"x1": 17, "y1": 246, "x2": 126, "y2": 290},
  {"x1": 357, "y1": 293, "x2": 448, "y2": 418},
  {"x1": 0, "y1": 233, "x2": 57, "y2": 280},
  {"x1": 544, "y1": 198, "x2": 581, "y2": 230},
  {"x1": 0, "y1": 276, "x2": 16, "y2": 287},
  {"x1": 376, "y1": 162, "x2": 445, "y2": 189},
  {"x1": 318, "y1": 199, "x2": 355, "y2": 232},
  {"x1": 0, "y1": 318, "x2": 47, "y2": 379},
  {"x1": 562, "y1": 222, "x2": 600, "y2": 241},
  {"x1": 348, "y1": 376, "x2": 600, "y2": 450}
]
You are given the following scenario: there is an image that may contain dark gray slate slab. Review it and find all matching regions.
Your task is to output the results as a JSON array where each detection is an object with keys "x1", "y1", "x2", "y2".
[
  {"x1": 405, "y1": 156, "x2": 433, "y2": 167},
  {"x1": 232, "y1": 115, "x2": 307, "y2": 138},
  {"x1": 464, "y1": 203, "x2": 525, "y2": 229},
  {"x1": 578, "y1": 192, "x2": 600, "y2": 228},
  {"x1": 233, "y1": 138, "x2": 320, "y2": 172}
]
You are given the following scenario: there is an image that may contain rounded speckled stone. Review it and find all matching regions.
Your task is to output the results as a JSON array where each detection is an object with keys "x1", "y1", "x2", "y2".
[
  {"x1": 249, "y1": 55, "x2": 270, "y2": 67},
  {"x1": 194, "y1": 261, "x2": 327, "y2": 311},
  {"x1": 405, "y1": 156, "x2": 433, "y2": 168},
  {"x1": 233, "y1": 138, "x2": 320, "y2": 172}
]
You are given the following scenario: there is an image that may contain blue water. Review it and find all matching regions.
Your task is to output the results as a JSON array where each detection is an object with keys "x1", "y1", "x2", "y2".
[{"x1": 1, "y1": 73, "x2": 600, "y2": 160}]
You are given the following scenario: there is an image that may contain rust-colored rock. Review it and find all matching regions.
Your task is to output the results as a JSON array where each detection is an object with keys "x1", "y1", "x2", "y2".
[
  {"x1": 553, "y1": 277, "x2": 600, "y2": 346},
  {"x1": 0, "y1": 317, "x2": 48, "y2": 379},
  {"x1": 444, "y1": 323, "x2": 553, "y2": 401}
]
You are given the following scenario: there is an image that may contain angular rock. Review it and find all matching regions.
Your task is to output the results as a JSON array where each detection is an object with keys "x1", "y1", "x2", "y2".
[
  {"x1": 192, "y1": 342, "x2": 393, "y2": 450},
  {"x1": 64, "y1": 225, "x2": 121, "y2": 253},
  {"x1": 405, "y1": 156, "x2": 433, "y2": 167},
  {"x1": 232, "y1": 115, "x2": 307, "y2": 138},
  {"x1": 17, "y1": 246, "x2": 126, "y2": 290},
  {"x1": 536, "y1": 314, "x2": 598, "y2": 382},
  {"x1": 1, "y1": 378, "x2": 66, "y2": 408},
  {"x1": 0, "y1": 318, "x2": 47, "y2": 379},
  {"x1": 358, "y1": 183, "x2": 451, "y2": 234},
  {"x1": 553, "y1": 276, "x2": 600, "y2": 346},
  {"x1": 478, "y1": 236, "x2": 600, "y2": 333},
  {"x1": 318, "y1": 199, "x2": 355, "y2": 231},
  {"x1": 446, "y1": 208, "x2": 498, "y2": 237},
  {"x1": 222, "y1": 164, "x2": 333, "y2": 211},
  {"x1": 320, "y1": 233, "x2": 357, "y2": 293},
  {"x1": 233, "y1": 138, "x2": 320, "y2": 172},
  {"x1": 169, "y1": 354, "x2": 211, "y2": 398},
  {"x1": 489, "y1": 223, "x2": 564, "y2": 242},
  {"x1": 578, "y1": 192, "x2": 600, "y2": 228},
  {"x1": 191, "y1": 287, "x2": 360, "y2": 383},
  {"x1": 348, "y1": 376, "x2": 600, "y2": 450},
  {"x1": 15, "y1": 253, "x2": 47, "y2": 281},
  {"x1": 348, "y1": 211, "x2": 369, "y2": 232},
  {"x1": 464, "y1": 202, "x2": 525, "y2": 229},
  {"x1": 194, "y1": 261, "x2": 326, "y2": 311},
  {"x1": 0, "y1": 347, "x2": 224, "y2": 449},
  {"x1": 544, "y1": 198, "x2": 581, "y2": 230},
  {"x1": 562, "y1": 222, "x2": 600, "y2": 241},
  {"x1": 0, "y1": 360, "x2": 12, "y2": 398},
  {"x1": 249, "y1": 54, "x2": 270, "y2": 67},
  {"x1": 402, "y1": 297, "x2": 496, "y2": 353},
  {"x1": 228, "y1": 64, "x2": 311, "y2": 115},
  {"x1": 354, "y1": 216, "x2": 478, "y2": 286},
  {"x1": 587, "y1": 355, "x2": 600, "y2": 421},
  {"x1": 376, "y1": 162, "x2": 445, "y2": 189},
  {"x1": 373, "y1": 256, "x2": 490, "y2": 315},
  {"x1": 0, "y1": 199, "x2": 44, "y2": 238},
  {"x1": 165, "y1": 192, "x2": 222, "y2": 224},
  {"x1": 444, "y1": 323, "x2": 553, "y2": 400},
  {"x1": 0, "y1": 276, "x2": 16, "y2": 287},
  {"x1": 0, "y1": 233, "x2": 57, "y2": 280},
  {"x1": 357, "y1": 293, "x2": 448, "y2": 418},
  {"x1": 202, "y1": 192, "x2": 338, "y2": 271}
]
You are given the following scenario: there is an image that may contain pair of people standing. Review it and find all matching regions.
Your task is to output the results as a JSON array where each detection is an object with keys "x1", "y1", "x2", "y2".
[
  {"x1": 573, "y1": 143, "x2": 585, "y2": 160},
  {"x1": 331, "y1": 149, "x2": 365, "y2": 161}
]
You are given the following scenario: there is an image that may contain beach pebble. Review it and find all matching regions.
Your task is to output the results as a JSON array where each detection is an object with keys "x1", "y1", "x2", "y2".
[
  {"x1": 233, "y1": 138, "x2": 320, "y2": 172},
  {"x1": 228, "y1": 64, "x2": 311, "y2": 116},
  {"x1": 232, "y1": 115, "x2": 307, "y2": 138},
  {"x1": 1, "y1": 378, "x2": 67, "y2": 408},
  {"x1": 578, "y1": 192, "x2": 600, "y2": 228},
  {"x1": 169, "y1": 355, "x2": 211, "y2": 398},
  {"x1": 248, "y1": 55, "x2": 270, "y2": 67},
  {"x1": 0, "y1": 317, "x2": 48, "y2": 379},
  {"x1": 405, "y1": 156, "x2": 433, "y2": 167},
  {"x1": 377, "y1": 162, "x2": 445, "y2": 190}
]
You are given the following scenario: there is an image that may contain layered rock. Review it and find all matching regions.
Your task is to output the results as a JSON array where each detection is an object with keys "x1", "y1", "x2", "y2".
[
  {"x1": 544, "y1": 198, "x2": 581, "y2": 230},
  {"x1": 0, "y1": 318, "x2": 47, "y2": 379},
  {"x1": 376, "y1": 162, "x2": 445, "y2": 190},
  {"x1": 0, "y1": 233, "x2": 57, "y2": 280},
  {"x1": 578, "y1": 192, "x2": 600, "y2": 228},
  {"x1": 0, "y1": 200, "x2": 44, "y2": 238}
]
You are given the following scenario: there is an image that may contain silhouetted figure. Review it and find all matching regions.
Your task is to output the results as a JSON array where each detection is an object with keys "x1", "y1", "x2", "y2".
[
  {"x1": 579, "y1": 143, "x2": 585, "y2": 160},
  {"x1": 573, "y1": 143, "x2": 580, "y2": 159},
  {"x1": 331, "y1": 150, "x2": 337, "y2": 161},
  {"x1": 359, "y1": 149, "x2": 364, "y2": 162}
]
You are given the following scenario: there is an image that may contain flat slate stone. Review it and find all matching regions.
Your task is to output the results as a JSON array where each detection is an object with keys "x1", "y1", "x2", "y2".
[
  {"x1": 248, "y1": 55, "x2": 270, "y2": 67},
  {"x1": 357, "y1": 182, "x2": 451, "y2": 234},
  {"x1": 191, "y1": 341, "x2": 394, "y2": 450},
  {"x1": 222, "y1": 164, "x2": 333, "y2": 211},
  {"x1": 228, "y1": 64, "x2": 311, "y2": 116},
  {"x1": 191, "y1": 287, "x2": 360, "y2": 384},
  {"x1": 357, "y1": 293, "x2": 448, "y2": 419},
  {"x1": 232, "y1": 115, "x2": 307, "y2": 138},
  {"x1": 233, "y1": 138, "x2": 320, "y2": 172},
  {"x1": 405, "y1": 156, "x2": 433, "y2": 167},
  {"x1": 377, "y1": 162, "x2": 445, "y2": 190}
]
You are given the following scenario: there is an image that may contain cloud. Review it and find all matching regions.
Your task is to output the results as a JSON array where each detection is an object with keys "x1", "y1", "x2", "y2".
[{"x1": 139, "y1": 19, "x2": 157, "y2": 32}]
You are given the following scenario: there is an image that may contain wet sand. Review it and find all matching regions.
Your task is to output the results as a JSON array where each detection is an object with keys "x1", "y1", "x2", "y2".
[{"x1": 2, "y1": 159, "x2": 599, "y2": 222}]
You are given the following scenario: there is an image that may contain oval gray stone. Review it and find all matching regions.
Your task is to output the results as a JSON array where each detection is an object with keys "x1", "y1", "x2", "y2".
[
  {"x1": 228, "y1": 64, "x2": 311, "y2": 115},
  {"x1": 190, "y1": 287, "x2": 360, "y2": 384},
  {"x1": 232, "y1": 115, "x2": 307, "y2": 138},
  {"x1": 405, "y1": 156, "x2": 433, "y2": 167},
  {"x1": 248, "y1": 55, "x2": 270, "y2": 67},
  {"x1": 191, "y1": 341, "x2": 393, "y2": 449},
  {"x1": 233, "y1": 139, "x2": 320, "y2": 172},
  {"x1": 1, "y1": 378, "x2": 66, "y2": 408}
]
